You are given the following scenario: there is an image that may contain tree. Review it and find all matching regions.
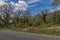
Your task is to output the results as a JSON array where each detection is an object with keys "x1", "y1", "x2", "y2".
[
  {"x1": 41, "y1": 10, "x2": 49, "y2": 23},
  {"x1": 53, "y1": 10, "x2": 60, "y2": 24},
  {"x1": 52, "y1": 0, "x2": 60, "y2": 7},
  {"x1": 32, "y1": 13, "x2": 44, "y2": 26},
  {"x1": 23, "y1": 11, "x2": 32, "y2": 26},
  {"x1": 0, "y1": 3, "x2": 14, "y2": 27}
]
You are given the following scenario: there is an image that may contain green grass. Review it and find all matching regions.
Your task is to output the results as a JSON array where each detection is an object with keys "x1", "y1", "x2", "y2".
[{"x1": 0, "y1": 24, "x2": 60, "y2": 36}]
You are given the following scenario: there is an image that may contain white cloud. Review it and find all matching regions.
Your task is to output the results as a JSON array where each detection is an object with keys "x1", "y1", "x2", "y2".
[
  {"x1": 28, "y1": 0, "x2": 41, "y2": 4},
  {"x1": 14, "y1": 0, "x2": 28, "y2": 12},
  {"x1": 0, "y1": 0, "x2": 28, "y2": 13},
  {"x1": 9, "y1": 1, "x2": 15, "y2": 5},
  {"x1": 29, "y1": 4, "x2": 38, "y2": 7},
  {"x1": 0, "y1": 2, "x2": 6, "y2": 6},
  {"x1": 0, "y1": 0, "x2": 41, "y2": 12},
  {"x1": 27, "y1": 0, "x2": 41, "y2": 8},
  {"x1": 0, "y1": 0, "x2": 5, "y2": 1},
  {"x1": 0, "y1": 0, "x2": 7, "y2": 6}
]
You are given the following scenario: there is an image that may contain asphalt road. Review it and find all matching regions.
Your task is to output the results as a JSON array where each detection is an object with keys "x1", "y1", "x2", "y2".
[{"x1": 0, "y1": 30, "x2": 60, "y2": 40}]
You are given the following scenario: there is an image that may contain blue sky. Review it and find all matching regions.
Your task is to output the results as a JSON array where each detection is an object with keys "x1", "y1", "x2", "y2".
[
  {"x1": 2, "y1": 0, "x2": 58, "y2": 15},
  {"x1": 28, "y1": 0, "x2": 53, "y2": 15}
]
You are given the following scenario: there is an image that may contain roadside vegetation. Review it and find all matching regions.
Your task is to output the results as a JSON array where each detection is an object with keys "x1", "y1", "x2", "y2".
[{"x1": 0, "y1": 0, "x2": 60, "y2": 36}]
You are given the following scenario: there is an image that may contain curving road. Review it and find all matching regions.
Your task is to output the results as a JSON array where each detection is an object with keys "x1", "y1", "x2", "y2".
[{"x1": 0, "y1": 30, "x2": 60, "y2": 40}]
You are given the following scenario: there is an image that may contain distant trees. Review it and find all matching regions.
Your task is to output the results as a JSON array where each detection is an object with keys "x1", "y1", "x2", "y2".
[
  {"x1": 53, "y1": 10, "x2": 60, "y2": 24},
  {"x1": 32, "y1": 10, "x2": 50, "y2": 26},
  {"x1": 14, "y1": 11, "x2": 32, "y2": 28},
  {"x1": 32, "y1": 13, "x2": 44, "y2": 26},
  {"x1": 32, "y1": 9, "x2": 60, "y2": 27}
]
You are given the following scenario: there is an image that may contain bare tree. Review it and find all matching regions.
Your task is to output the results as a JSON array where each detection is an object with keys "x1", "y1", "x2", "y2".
[{"x1": 0, "y1": 3, "x2": 15, "y2": 27}]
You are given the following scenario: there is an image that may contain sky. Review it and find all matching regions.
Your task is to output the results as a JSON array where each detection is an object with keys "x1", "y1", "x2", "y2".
[{"x1": 0, "y1": 0, "x2": 60, "y2": 16}]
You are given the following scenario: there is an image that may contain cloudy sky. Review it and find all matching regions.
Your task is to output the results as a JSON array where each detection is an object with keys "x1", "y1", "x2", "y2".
[{"x1": 0, "y1": 0, "x2": 60, "y2": 15}]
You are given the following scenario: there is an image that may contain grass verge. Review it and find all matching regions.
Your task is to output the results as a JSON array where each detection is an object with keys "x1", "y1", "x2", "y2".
[{"x1": 0, "y1": 25, "x2": 60, "y2": 36}]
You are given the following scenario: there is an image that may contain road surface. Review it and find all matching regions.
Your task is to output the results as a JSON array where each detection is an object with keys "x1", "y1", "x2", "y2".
[{"x1": 0, "y1": 30, "x2": 60, "y2": 40}]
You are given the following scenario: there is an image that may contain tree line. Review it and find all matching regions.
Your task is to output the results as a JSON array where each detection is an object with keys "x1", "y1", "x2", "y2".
[{"x1": 0, "y1": 0, "x2": 60, "y2": 29}]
